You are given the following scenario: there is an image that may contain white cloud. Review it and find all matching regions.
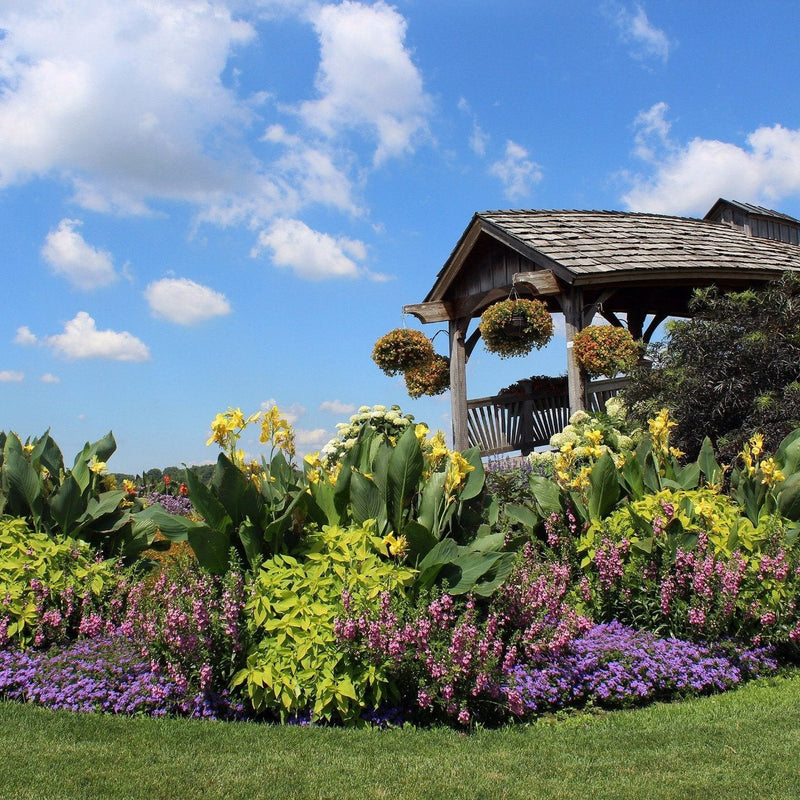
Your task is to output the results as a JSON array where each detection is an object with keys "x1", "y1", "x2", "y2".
[
  {"x1": 45, "y1": 311, "x2": 150, "y2": 361},
  {"x1": 295, "y1": 428, "x2": 329, "y2": 448},
  {"x1": 41, "y1": 218, "x2": 117, "y2": 289},
  {"x1": 40, "y1": 373, "x2": 60, "y2": 383},
  {"x1": 262, "y1": 124, "x2": 362, "y2": 215},
  {"x1": 0, "y1": 0, "x2": 257, "y2": 213},
  {"x1": 144, "y1": 278, "x2": 231, "y2": 325},
  {"x1": 0, "y1": 370, "x2": 24, "y2": 382},
  {"x1": 489, "y1": 141, "x2": 543, "y2": 201},
  {"x1": 623, "y1": 104, "x2": 800, "y2": 215},
  {"x1": 14, "y1": 326, "x2": 37, "y2": 345},
  {"x1": 319, "y1": 399, "x2": 356, "y2": 415},
  {"x1": 609, "y1": 3, "x2": 671, "y2": 63},
  {"x1": 457, "y1": 97, "x2": 488, "y2": 157},
  {"x1": 251, "y1": 218, "x2": 369, "y2": 279},
  {"x1": 299, "y1": 0, "x2": 432, "y2": 165}
]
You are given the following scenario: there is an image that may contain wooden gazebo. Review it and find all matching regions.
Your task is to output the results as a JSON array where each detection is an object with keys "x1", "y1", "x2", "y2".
[{"x1": 404, "y1": 199, "x2": 800, "y2": 455}]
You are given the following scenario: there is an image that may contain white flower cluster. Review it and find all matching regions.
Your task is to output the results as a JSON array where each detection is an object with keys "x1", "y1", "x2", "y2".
[{"x1": 321, "y1": 404, "x2": 415, "y2": 467}]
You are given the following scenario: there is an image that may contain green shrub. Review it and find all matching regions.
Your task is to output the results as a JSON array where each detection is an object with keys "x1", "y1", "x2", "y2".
[
  {"x1": 0, "y1": 517, "x2": 125, "y2": 648},
  {"x1": 233, "y1": 521, "x2": 417, "y2": 723},
  {"x1": 623, "y1": 272, "x2": 800, "y2": 461}
]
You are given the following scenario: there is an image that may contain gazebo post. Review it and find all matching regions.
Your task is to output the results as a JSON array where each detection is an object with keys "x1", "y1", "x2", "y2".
[
  {"x1": 561, "y1": 289, "x2": 586, "y2": 415},
  {"x1": 449, "y1": 317, "x2": 469, "y2": 451}
]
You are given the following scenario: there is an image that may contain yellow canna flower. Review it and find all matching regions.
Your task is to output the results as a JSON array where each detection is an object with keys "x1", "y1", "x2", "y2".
[
  {"x1": 585, "y1": 429, "x2": 604, "y2": 446},
  {"x1": 760, "y1": 457, "x2": 785, "y2": 485},
  {"x1": 444, "y1": 451, "x2": 475, "y2": 495},
  {"x1": 382, "y1": 533, "x2": 408, "y2": 559},
  {"x1": 88, "y1": 456, "x2": 108, "y2": 475}
]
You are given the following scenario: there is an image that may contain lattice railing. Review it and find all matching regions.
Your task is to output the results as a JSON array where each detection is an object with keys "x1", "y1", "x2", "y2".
[{"x1": 466, "y1": 377, "x2": 629, "y2": 456}]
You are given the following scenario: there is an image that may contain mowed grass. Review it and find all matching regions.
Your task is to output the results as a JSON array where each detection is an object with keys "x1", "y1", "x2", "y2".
[{"x1": 2, "y1": 672, "x2": 800, "y2": 800}]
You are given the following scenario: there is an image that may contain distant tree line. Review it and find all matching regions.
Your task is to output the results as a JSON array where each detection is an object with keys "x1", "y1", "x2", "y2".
[{"x1": 113, "y1": 463, "x2": 216, "y2": 489}]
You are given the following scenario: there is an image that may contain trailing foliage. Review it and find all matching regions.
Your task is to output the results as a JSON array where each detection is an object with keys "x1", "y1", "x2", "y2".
[
  {"x1": 572, "y1": 325, "x2": 640, "y2": 378},
  {"x1": 623, "y1": 272, "x2": 800, "y2": 461},
  {"x1": 479, "y1": 298, "x2": 554, "y2": 358},
  {"x1": 371, "y1": 328, "x2": 434, "y2": 376}
]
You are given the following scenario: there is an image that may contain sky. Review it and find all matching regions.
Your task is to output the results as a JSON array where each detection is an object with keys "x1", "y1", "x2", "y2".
[{"x1": 2, "y1": 0, "x2": 800, "y2": 473}]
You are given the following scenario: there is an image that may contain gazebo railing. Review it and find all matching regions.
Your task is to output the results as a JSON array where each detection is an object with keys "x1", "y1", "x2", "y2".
[{"x1": 466, "y1": 377, "x2": 629, "y2": 456}]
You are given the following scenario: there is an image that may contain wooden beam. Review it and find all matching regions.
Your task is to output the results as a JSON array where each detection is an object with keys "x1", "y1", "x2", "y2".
[
  {"x1": 561, "y1": 289, "x2": 586, "y2": 415},
  {"x1": 643, "y1": 313, "x2": 668, "y2": 343},
  {"x1": 582, "y1": 288, "x2": 617, "y2": 327},
  {"x1": 403, "y1": 301, "x2": 454, "y2": 324},
  {"x1": 449, "y1": 318, "x2": 470, "y2": 452},
  {"x1": 512, "y1": 270, "x2": 562, "y2": 296}
]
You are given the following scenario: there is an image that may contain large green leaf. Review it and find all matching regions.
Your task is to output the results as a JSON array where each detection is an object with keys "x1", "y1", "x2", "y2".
[
  {"x1": 184, "y1": 465, "x2": 232, "y2": 535},
  {"x1": 458, "y1": 447, "x2": 485, "y2": 501},
  {"x1": 504, "y1": 504, "x2": 540, "y2": 530},
  {"x1": 620, "y1": 452, "x2": 644, "y2": 500},
  {"x1": 213, "y1": 453, "x2": 261, "y2": 524},
  {"x1": 49, "y1": 474, "x2": 85, "y2": 535},
  {"x1": 417, "y1": 471, "x2": 447, "y2": 536},
  {"x1": 778, "y1": 472, "x2": 800, "y2": 520},
  {"x1": 30, "y1": 430, "x2": 64, "y2": 477},
  {"x1": 89, "y1": 431, "x2": 117, "y2": 464},
  {"x1": 588, "y1": 451, "x2": 620, "y2": 520},
  {"x1": 187, "y1": 525, "x2": 231, "y2": 574},
  {"x1": 3, "y1": 434, "x2": 42, "y2": 524},
  {"x1": 416, "y1": 538, "x2": 460, "y2": 590},
  {"x1": 776, "y1": 428, "x2": 800, "y2": 477},
  {"x1": 350, "y1": 472, "x2": 384, "y2": 525},
  {"x1": 387, "y1": 426, "x2": 424, "y2": 533},
  {"x1": 132, "y1": 503, "x2": 191, "y2": 543},
  {"x1": 238, "y1": 517, "x2": 265, "y2": 569},
  {"x1": 528, "y1": 475, "x2": 562, "y2": 518},
  {"x1": 77, "y1": 490, "x2": 127, "y2": 527},
  {"x1": 697, "y1": 437, "x2": 722, "y2": 486},
  {"x1": 403, "y1": 520, "x2": 437, "y2": 564},
  {"x1": 675, "y1": 461, "x2": 701, "y2": 490}
]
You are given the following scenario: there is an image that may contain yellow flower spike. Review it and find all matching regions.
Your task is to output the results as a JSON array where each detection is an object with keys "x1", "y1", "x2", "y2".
[
  {"x1": 444, "y1": 451, "x2": 475, "y2": 495},
  {"x1": 414, "y1": 423, "x2": 429, "y2": 442},
  {"x1": 382, "y1": 533, "x2": 408, "y2": 559},
  {"x1": 585, "y1": 429, "x2": 604, "y2": 446},
  {"x1": 22, "y1": 443, "x2": 34, "y2": 454},
  {"x1": 87, "y1": 456, "x2": 108, "y2": 475},
  {"x1": 760, "y1": 457, "x2": 786, "y2": 485}
]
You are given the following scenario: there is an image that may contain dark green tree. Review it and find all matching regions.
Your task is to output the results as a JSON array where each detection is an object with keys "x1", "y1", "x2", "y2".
[{"x1": 623, "y1": 272, "x2": 800, "y2": 462}]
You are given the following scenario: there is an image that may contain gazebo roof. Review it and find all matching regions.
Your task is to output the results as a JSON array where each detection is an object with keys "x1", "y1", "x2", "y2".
[{"x1": 425, "y1": 203, "x2": 800, "y2": 307}]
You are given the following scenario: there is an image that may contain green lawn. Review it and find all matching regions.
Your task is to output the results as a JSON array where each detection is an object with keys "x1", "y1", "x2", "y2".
[{"x1": 2, "y1": 673, "x2": 799, "y2": 800}]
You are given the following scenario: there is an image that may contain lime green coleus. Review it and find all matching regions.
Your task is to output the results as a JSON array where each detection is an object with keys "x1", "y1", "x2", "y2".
[
  {"x1": 0, "y1": 517, "x2": 121, "y2": 647},
  {"x1": 233, "y1": 521, "x2": 416, "y2": 724}
]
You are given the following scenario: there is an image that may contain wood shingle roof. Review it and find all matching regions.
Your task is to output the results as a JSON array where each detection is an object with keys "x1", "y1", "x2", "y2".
[{"x1": 425, "y1": 206, "x2": 800, "y2": 303}]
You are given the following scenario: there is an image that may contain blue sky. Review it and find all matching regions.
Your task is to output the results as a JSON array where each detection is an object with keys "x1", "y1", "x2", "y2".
[{"x1": 2, "y1": 0, "x2": 800, "y2": 473}]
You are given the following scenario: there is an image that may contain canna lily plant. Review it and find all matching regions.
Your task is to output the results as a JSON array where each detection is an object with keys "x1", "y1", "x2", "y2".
[
  {"x1": 307, "y1": 421, "x2": 514, "y2": 596},
  {"x1": 153, "y1": 406, "x2": 323, "y2": 574},
  {"x1": 0, "y1": 429, "x2": 170, "y2": 557}
]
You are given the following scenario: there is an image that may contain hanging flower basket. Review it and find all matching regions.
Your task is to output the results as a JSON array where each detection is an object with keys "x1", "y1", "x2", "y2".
[
  {"x1": 404, "y1": 354, "x2": 450, "y2": 399},
  {"x1": 479, "y1": 298, "x2": 554, "y2": 358},
  {"x1": 372, "y1": 328, "x2": 434, "y2": 376},
  {"x1": 572, "y1": 325, "x2": 640, "y2": 378}
]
